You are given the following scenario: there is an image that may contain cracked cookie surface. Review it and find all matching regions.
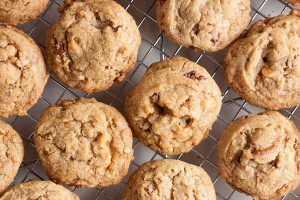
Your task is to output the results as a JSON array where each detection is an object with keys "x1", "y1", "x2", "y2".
[
  {"x1": 0, "y1": 121, "x2": 24, "y2": 195},
  {"x1": 156, "y1": 0, "x2": 251, "y2": 52},
  {"x1": 125, "y1": 57, "x2": 221, "y2": 155},
  {"x1": 0, "y1": 25, "x2": 49, "y2": 118},
  {"x1": 122, "y1": 159, "x2": 216, "y2": 200},
  {"x1": 217, "y1": 111, "x2": 300, "y2": 200},
  {"x1": 224, "y1": 10, "x2": 300, "y2": 110},
  {"x1": 46, "y1": 0, "x2": 141, "y2": 93},
  {"x1": 34, "y1": 98, "x2": 133, "y2": 188},
  {"x1": 0, "y1": 0, "x2": 49, "y2": 25},
  {"x1": 0, "y1": 180, "x2": 79, "y2": 200}
]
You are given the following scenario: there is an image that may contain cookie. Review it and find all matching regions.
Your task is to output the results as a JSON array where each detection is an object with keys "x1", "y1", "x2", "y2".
[
  {"x1": 0, "y1": 25, "x2": 49, "y2": 118},
  {"x1": 34, "y1": 98, "x2": 133, "y2": 188},
  {"x1": 156, "y1": 0, "x2": 251, "y2": 52},
  {"x1": 125, "y1": 57, "x2": 221, "y2": 155},
  {"x1": 287, "y1": 0, "x2": 300, "y2": 5},
  {"x1": 0, "y1": 0, "x2": 49, "y2": 25},
  {"x1": 217, "y1": 111, "x2": 300, "y2": 200},
  {"x1": 46, "y1": 0, "x2": 141, "y2": 93},
  {"x1": 122, "y1": 159, "x2": 216, "y2": 200},
  {"x1": 0, "y1": 121, "x2": 24, "y2": 194},
  {"x1": 0, "y1": 180, "x2": 79, "y2": 200},
  {"x1": 224, "y1": 10, "x2": 300, "y2": 110}
]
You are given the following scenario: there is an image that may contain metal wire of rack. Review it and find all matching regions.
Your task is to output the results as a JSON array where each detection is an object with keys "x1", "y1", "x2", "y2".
[{"x1": 2, "y1": 0, "x2": 300, "y2": 199}]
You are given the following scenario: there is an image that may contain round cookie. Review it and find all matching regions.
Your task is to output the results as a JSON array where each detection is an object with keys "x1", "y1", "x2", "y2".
[
  {"x1": 217, "y1": 111, "x2": 300, "y2": 200},
  {"x1": 34, "y1": 98, "x2": 133, "y2": 188},
  {"x1": 0, "y1": 180, "x2": 79, "y2": 200},
  {"x1": 46, "y1": 0, "x2": 141, "y2": 93},
  {"x1": 0, "y1": 121, "x2": 24, "y2": 194},
  {"x1": 224, "y1": 10, "x2": 300, "y2": 110},
  {"x1": 0, "y1": 0, "x2": 49, "y2": 25},
  {"x1": 125, "y1": 56, "x2": 222, "y2": 155},
  {"x1": 122, "y1": 159, "x2": 216, "y2": 200},
  {"x1": 287, "y1": 0, "x2": 300, "y2": 6},
  {"x1": 0, "y1": 25, "x2": 49, "y2": 118},
  {"x1": 156, "y1": 0, "x2": 251, "y2": 52}
]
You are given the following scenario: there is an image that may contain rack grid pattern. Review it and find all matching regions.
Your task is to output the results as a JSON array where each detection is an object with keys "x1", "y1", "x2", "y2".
[{"x1": 3, "y1": 0, "x2": 300, "y2": 199}]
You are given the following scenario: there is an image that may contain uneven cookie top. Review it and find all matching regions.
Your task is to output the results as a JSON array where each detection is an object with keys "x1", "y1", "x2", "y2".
[
  {"x1": 122, "y1": 159, "x2": 216, "y2": 200},
  {"x1": 218, "y1": 111, "x2": 300, "y2": 200},
  {"x1": 0, "y1": 25, "x2": 49, "y2": 118},
  {"x1": 224, "y1": 10, "x2": 300, "y2": 110},
  {"x1": 125, "y1": 57, "x2": 221, "y2": 155},
  {"x1": 0, "y1": 180, "x2": 79, "y2": 200},
  {"x1": 34, "y1": 98, "x2": 133, "y2": 188},
  {"x1": 46, "y1": 0, "x2": 141, "y2": 93},
  {"x1": 0, "y1": 121, "x2": 24, "y2": 194},
  {"x1": 0, "y1": 0, "x2": 49, "y2": 25},
  {"x1": 156, "y1": 0, "x2": 251, "y2": 52}
]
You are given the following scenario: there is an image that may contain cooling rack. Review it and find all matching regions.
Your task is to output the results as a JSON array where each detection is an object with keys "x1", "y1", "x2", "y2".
[{"x1": 3, "y1": 0, "x2": 300, "y2": 199}]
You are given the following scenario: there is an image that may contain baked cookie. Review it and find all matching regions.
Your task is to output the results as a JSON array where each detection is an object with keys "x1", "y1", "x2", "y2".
[
  {"x1": 125, "y1": 57, "x2": 222, "y2": 155},
  {"x1": 46, "y1": 0, "x2": 141, "y2": 93},
  {"x1": 0, "y1": 180, "x2": 79, "y2": 200},
  {"x1": 287, "y1": 0, "x2": 300, "y2": 6},
  {"x1": 0, "y1": 0, "x2": 49, "y2": 25},
  {"x1": 156, "y1": 0, "x2": 251, "y2": 52},
  {"x1": 224, "y1": 10, "x2": 300, "y2": 110},
  {"x1": 218, "y1": 111, "x2": 300, "y2": 200},
  {"x1": 34, "y1": 98, "x2": 133, "y2": 188},
  {"x1": 0, "y1": 25, "x2": 49, "y2": 118},
  {"x1": 0, "y1": 121, "x2": 24, "y2": 194},
  {"x1": 122, "y1": 159, "x2": 216, "y2": 200}
]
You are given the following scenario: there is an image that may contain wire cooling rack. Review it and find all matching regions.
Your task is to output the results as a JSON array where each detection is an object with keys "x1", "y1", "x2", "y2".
[{"x1": 1, "y1": 0, "x2": 299, "y2": 199}]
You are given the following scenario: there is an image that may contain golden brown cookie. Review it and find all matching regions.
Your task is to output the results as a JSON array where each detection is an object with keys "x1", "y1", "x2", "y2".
[
  {"x1": 0, "y1": 25, "x2": 49, "y2": 118},
  {"x1": 287, "y1": 0, "x2": 300, "y2": 5},
  {"x1": 0, "y1": 0, "x2": 49, "y2": 25},
  {"x1": 156, "y1": 0, "x2": 251, "y2": 52},
  {"x1": 0, "y1": 121, "x2": 24, "y2": 195},
  {"x1": 223, "y1": 10, "x2": 300, "y2": 110},
  {"x1": 34, "y1": 98, "x2": 133, "y2": 188},
  {"x1": 218, "y1": 111, "x2": 300, "y2": 200},
  {"x1": 46, "y1": 0, "x2": 141, "y2": 93},
  {"x1": 122, "y1": 159, "x2": 216, "y2": 200},
  {"x1": 125, "y1": 57, "x2": 222, "y2": 155},
  {"x1": 0, "y1": 180, "x2": 79, "y2": 200}
]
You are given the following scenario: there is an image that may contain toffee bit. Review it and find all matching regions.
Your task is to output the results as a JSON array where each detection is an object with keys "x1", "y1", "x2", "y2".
[
  {"x1": 53, "y1": 40, "x2": 64, "y2": 57},
  {"x1": 184, "y1": 70, "x2": 205, "y2": 81}
]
